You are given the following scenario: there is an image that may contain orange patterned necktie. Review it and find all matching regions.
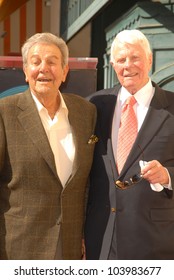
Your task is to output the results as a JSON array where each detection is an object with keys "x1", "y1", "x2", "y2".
[{"x1": 117, "y1": 95, "x2": 138, "y2": 174}]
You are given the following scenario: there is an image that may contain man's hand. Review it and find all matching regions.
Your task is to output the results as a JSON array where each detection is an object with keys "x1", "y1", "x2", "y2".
[{"x1": 141, "y1": 160, "x2": 169, "y2": 185}]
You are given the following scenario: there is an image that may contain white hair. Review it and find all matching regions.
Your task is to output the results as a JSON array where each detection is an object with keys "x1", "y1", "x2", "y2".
[{"x1": 110, "y1": 29, "x2": 152, "y2": 64}]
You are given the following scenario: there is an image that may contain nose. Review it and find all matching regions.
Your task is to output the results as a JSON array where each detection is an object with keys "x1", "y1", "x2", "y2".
[
  {"x1": 39, "y1": 61, "x2": 49, "y2": 72},
  {"x1": 124, "y1": 58, "x2": 132, "y2": 67}
]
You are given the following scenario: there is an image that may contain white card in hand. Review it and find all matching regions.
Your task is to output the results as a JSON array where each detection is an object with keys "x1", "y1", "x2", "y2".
[{"x1": 139, "y1": 160, "x2": 163, "y2": 192}]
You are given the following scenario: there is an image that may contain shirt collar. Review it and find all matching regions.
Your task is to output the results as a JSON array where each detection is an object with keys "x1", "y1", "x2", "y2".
[
  {"x1": 31, "y1": 91, "x2": 68, "y2": 117},
  {"x1": 119, "y1": 79, "x2": 155, "y2": 108}
]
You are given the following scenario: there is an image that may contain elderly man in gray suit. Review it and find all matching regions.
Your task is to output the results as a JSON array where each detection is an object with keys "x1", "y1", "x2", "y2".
[{"x1": 0, "y1": 32, "x2": 96, "y2": 260}]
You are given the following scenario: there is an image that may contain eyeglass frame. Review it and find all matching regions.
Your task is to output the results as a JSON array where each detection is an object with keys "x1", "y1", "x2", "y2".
[
  {"x1": 114, "y1": 145, "x2": 145, "y2": 190},
  {"x1": 115, "y1": 173, "x2": 143, "y2": 190}
]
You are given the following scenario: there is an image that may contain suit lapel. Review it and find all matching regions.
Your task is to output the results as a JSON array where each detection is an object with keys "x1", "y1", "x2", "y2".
[
  {"x1": 17, "y1": 90, "x2": 58, "y2": 179},
  {"x1": 97, "y1": 87, "x2": 119, "y2": 177},
  {"x1": 120, "y1": 83, "x2": 170, "y2": 175}
]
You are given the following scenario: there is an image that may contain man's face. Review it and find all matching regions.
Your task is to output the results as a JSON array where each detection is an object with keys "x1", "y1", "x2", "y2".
[
  {"x1": 24, "y1": 43, "x2": 68, "y2": 98},
  {"x1": 112, "y1": 42, "x2": 152, "y2": 94}
]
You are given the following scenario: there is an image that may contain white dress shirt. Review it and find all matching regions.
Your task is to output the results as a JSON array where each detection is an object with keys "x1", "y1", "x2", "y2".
[
  {"x1": 112, "y1": 79, "x2": 154, "y2": 160},
  {"x1": 32, "y1": 92, "x2": 75, "y2": 187}
]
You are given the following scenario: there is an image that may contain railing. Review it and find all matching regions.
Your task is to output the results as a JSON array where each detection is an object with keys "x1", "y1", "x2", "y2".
[
  {"x1": 60, "y1": 0, "x2": 110, "y2": 40},
  {"x1": 0, "y1": 56, "x2": 98, "y2": 69},
  {"x1": 67, "y1": 0, "x2": 94, "y2": 27},
  {"x1": 0, "y1": 57, "x2": 98, "y2": 98}
]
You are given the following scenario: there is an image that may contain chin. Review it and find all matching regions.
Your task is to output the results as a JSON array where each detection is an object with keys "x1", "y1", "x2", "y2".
[
  {"x1": 124, "y1": 84, "x2": 138, "y2": 94},
  {"x1": 37, "y1": 85, "x2": 51, "y2": 92},
  {"x1": 124, "y1": 81, "x2": 135, "y2": 87}
]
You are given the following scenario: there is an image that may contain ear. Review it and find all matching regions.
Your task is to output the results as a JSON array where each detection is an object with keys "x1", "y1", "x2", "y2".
[
  {"x1": 148, "y1": 53, "x2": 153, "y2": 72},
  {"x1": 62, "y1": 64, "x2": 69, "y2": 82},
  {"x1": 23, "y1": 66, "x2": 29, "y2": 83}
]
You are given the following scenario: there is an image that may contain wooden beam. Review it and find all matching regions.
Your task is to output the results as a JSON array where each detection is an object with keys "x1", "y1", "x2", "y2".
[{"x1": 0, "y1": 0, "x2": 29, "y2": 22}]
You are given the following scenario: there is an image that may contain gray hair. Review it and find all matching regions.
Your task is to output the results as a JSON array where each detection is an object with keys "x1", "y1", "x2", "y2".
[
  {"x1": 21, "y1": 32, "x2": 69, "y2": 67},
  {"x1": 110, "y1": 29, "x2": 152, "y2": 64}
]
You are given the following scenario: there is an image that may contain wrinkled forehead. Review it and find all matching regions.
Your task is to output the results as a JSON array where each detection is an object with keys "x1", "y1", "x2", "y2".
[
  {"x1": 26, "y1": 43, "x2": 63, "y2": 65},
  {"x1": 113, "y1": 42, "x2": 146, "y2": 56},
  {"x1": 111, "y1": 41, "x2": 151, "y2": 62},
  {"x1": 28, "y1": 43, "x2": 61, "y2": 55}
]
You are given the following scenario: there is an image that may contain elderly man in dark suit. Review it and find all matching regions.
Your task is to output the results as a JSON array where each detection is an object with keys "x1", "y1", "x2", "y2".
[
  {"x1": 85, "y1": 29, "x2": 174, "y2": 260},
  {"x1": 0, "y1": 32, "x2": 96, "y2": 260}
]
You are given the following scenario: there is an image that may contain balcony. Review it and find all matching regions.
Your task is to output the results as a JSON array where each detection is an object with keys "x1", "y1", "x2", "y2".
[{"x1": 61, "y1": 0, "x2": 110, "y2": 40}]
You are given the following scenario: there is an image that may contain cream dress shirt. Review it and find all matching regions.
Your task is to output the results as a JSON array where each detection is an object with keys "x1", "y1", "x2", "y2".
[{"x1": 32, "y1": 92, "x2": 75, "y2": 187}]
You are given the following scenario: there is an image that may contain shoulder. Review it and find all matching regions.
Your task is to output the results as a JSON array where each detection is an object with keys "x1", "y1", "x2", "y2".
[
  {"x1": 152, "y1": 81, "x2": 174, "y2": 95},
  {"x1": 0, "y1": 92, "x2": 21, "y2": 104},
  {"x1": 0, "y1": 90, "x2": 29, "y2": 105},
  {"x1": 87, "y1": 86, "x2": 120, "y2": 103},
  {"x1": 62, "y1": 92, "x2": 96, "y2": 112},
  {"x1": 0, "y1": 93, "x2": 24, "y2": 115},
  {"x1": 152, "y1": 81, "x2": 174, "y2": 101},
  {"x1": 62, "y1": 93, "x2": 97, "y2": 124},
  {"x1": 62, "y1": 93, "x2": 97, "y2": 129},
  {"x1": 0, "y1": 90, "x2": 33, "y2": 117},
  {"x1": 150, "y1": 81, "x2": 174, "y2": 111},
  {"x1": 84, "y1": 86, "x2": 120, "y2": 111}
]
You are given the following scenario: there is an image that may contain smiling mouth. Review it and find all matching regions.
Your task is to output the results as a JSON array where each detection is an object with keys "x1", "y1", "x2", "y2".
[
  {"x1": 37, "y1": 79, "x2": 52, "y2": 82},
  {"x1": 124, "y1": 73, "x2": 137, "y2": 78}
]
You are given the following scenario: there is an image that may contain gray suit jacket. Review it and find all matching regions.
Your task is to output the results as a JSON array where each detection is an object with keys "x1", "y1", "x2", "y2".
[
  {"x1": 0, "y1": 89, "x2": 96, "y2": 260},
  {"x1": 85, "y1": 82, "x2": 174, "y2": 260}
]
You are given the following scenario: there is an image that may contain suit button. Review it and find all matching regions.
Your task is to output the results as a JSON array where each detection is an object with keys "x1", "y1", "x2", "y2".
[
  {"x1": 111, "y1": 207, "x2": 116, "y2": 213},
  {"x1": 56, "y1": 217, "x2": 62, "y2": 225}
]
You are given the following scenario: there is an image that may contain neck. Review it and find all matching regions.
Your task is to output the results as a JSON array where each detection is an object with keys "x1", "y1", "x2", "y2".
[{"x1": 37, "y1": 93, "x2": 61, "y2": 119}]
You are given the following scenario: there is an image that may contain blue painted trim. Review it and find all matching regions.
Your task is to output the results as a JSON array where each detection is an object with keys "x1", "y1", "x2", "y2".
[{"x1": 0, "y1": 85, "x2": 28, "y2": 98}]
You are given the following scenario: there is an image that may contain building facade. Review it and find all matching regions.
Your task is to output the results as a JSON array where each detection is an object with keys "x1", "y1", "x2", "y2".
[{"x1": 0, "y1": 0, "x2": 174, "y2": 91}]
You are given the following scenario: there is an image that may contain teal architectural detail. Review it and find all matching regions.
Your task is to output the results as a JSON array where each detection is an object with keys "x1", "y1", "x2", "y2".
[
  {"x1": 61, "y1": 0, "x2": 110, "y2": 40},
  {"x1": 104, "y1": 1, "x2": 174, "y2": 91}
]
